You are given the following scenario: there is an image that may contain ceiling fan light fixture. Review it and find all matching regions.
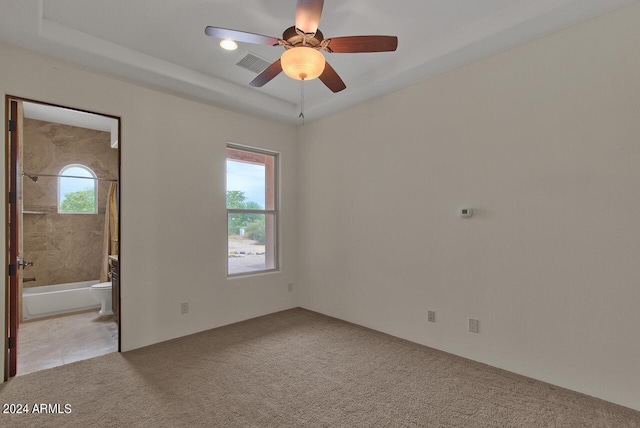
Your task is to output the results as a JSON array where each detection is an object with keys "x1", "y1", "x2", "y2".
[
  {"x1": 220, "y1": 39, "x2": 238, "y2": 50},
  {"x1": 281, "y1": 47, "x2": 325, "y2": 81}
]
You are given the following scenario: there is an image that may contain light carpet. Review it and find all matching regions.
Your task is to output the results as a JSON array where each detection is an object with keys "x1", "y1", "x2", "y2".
[{"x1": 1, "y1": 308, "x2": 638, "y2": 427}]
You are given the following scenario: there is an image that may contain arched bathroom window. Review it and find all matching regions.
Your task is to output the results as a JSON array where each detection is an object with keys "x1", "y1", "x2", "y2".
[{"x1": 58, "y1": 164, "x2": 98, "y2": 214}]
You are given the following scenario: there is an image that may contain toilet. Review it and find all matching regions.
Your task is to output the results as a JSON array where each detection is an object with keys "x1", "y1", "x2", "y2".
[{"x1": 90, "y1": 282, "x2": 113, "y2": 315}]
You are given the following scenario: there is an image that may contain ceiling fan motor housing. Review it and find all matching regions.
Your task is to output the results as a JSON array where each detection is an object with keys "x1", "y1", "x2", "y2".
[{"x1": 283, "y1": 26, "x2": 324, "y2": 49}]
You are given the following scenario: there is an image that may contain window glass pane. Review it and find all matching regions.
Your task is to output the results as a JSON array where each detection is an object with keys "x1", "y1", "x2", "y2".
[
  {"x1": 59, "y1": 166, "x2": 97, "y2": 213},
  {"x1": 228, "y1": 213, "x2": 276, "y2": 275},
  {"x1": 226, "y1": 160, "x2": 266, "y2": 209}
]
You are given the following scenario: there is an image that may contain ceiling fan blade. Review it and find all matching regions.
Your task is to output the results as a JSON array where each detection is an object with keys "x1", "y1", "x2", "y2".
[
  {"x1": 319, "y1": 61, "x2": 346, "y2": 93},
  {"x1": 205, "y1": 26, "x2": 280, "y2": 46},
  {"x1": 295, "y1": 0, "x2": 324, "y2": 35},
  {"x1": 249, "y1": 59, "x2": 283, "y2": 87},
  {"x1": 326, "y1": 36, "x2": 398, "y2": 53}
]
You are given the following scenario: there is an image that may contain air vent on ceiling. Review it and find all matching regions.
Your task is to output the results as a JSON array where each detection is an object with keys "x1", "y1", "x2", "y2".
[{"x1": 235, "y1": 52, "x2": 271, "y2": 74}]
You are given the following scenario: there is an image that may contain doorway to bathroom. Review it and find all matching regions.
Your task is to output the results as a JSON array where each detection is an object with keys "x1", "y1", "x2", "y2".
[{"x1": 4, "y1": 96, "x2": 121, "y2": 379}]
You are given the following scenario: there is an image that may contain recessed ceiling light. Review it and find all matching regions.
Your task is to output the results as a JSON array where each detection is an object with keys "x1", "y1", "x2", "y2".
[{"x1": 220, "y1": 39, "x2": 238, "y2": 51}]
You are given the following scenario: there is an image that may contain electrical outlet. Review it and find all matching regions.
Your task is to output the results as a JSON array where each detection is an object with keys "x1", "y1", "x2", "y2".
[
  {"x1": 469, "y1": 318, "x2": 479, "y2": 333},
  {"x1": 181, "y1": 302, "x2": 189, "y2": 314},
  {"x1": 428, "y1": 310, "x2": 436, "y2": 323},
  {"x1": 288, "y1": 283, "x2": 293, "y2": 292}
]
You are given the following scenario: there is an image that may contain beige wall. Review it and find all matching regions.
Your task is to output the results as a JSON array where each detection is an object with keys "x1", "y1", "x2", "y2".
[
  {"x1": 0, "y1": 41, "x2": 299, "y2": 361},
  {"x1": 22, "y1": 119, "x2": 118, "y2": 287},
  {"x1": 298, "y1": 4, "x2": 640, "y2": 411}
]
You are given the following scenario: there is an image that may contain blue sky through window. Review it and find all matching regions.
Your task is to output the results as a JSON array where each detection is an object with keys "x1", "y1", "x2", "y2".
[
  {"x1": 226, "y1": 160, "x2": 265, "y2": 208},
  {"x1": 61, "y1": 166, "x2": 94, "y2": 193}
]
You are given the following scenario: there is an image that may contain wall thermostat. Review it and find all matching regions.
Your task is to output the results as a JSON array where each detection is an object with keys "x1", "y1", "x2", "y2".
[{"x1": 460, "y1": 208, "x2": 473, "y2": 218}]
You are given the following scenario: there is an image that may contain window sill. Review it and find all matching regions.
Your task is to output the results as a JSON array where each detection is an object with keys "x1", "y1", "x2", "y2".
[{"x1": 227, "y1": 268, "x2": 280, "y2": 280}]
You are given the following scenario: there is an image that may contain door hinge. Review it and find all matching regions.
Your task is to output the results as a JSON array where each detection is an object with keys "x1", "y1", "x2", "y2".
[
  {"x1": 8, "y1": 119, "x2": 16, "y2": 133},
  {"x1": 9, "y1": 191, "x2": 16, "y2": 204},
  {"x1": 8, "y1": 336, "x2": 16, "y2": 349},
  {"x1": 8, "y1": 264, "x2": 17, "y2": 277}
]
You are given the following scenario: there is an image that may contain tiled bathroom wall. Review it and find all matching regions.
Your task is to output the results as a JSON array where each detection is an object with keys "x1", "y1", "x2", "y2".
[{"x1": 22, "y1": 119, "x2": 118, "y2": 287}]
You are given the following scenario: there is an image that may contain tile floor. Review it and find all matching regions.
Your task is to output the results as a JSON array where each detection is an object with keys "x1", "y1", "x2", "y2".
[{"x1": 17, "y1": 310, "x2": 118, "y2": 376}]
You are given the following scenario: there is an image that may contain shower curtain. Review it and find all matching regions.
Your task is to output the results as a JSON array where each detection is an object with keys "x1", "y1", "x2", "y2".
[{"x1": 100, "y1": 182, "x2": 118, "y2": 282}]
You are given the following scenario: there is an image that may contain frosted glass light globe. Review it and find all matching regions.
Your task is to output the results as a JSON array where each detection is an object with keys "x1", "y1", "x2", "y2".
[{"x1": 281, "y1": 47, "x2": 326, "y2": 81}]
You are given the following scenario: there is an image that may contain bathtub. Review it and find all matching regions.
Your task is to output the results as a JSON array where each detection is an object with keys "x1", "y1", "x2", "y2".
[{"x1": 22, "y1": 280, "x2": 101, "y2": 320}]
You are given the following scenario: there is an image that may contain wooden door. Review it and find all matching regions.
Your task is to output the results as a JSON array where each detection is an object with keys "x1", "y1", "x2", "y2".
[{"x1": 6, "y1": 98, "x2": 21, "y2": 379}]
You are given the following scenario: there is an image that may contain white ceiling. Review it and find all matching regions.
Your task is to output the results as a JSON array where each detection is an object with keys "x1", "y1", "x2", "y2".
[
  {"x1": 0, "y1": 0, "x2": 636, "y2": 124},
  {"x1": 23, "y1": 102, "x2": 115, "y2": 133},
  {"x1": 23, "y1": 101, "x2": 119, "y2": 147}
]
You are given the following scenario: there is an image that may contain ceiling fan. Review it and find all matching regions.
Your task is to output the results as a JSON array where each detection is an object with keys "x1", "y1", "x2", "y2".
[{"x1": 205, "y1": 0, "x2": 398, "y2": 93}]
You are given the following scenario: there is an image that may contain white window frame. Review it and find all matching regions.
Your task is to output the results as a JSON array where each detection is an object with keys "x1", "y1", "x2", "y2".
[
  {"x1": 226, "y1": 144, "x2": 279, "y2": 277},
  {"x1": 58, "y1": 164, "x2": 98, "y2": 214}
]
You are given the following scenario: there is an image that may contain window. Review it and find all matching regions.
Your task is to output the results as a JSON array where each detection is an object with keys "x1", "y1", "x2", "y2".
[
  {"x1": 58, "y1": 164, "x2": 98, "y2": 214},
  {"x1": 226, "y1": 145, "x2": 278, "y2": 276}
]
